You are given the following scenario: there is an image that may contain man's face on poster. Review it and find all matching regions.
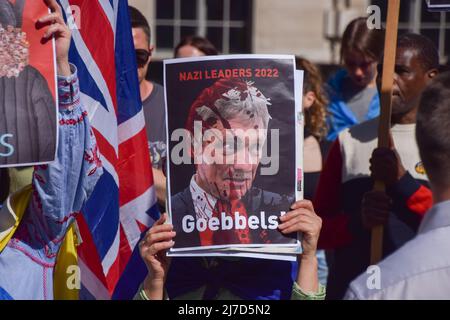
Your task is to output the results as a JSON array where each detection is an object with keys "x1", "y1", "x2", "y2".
[{"x1": 195, "y1": 117, "x2": 267, "y2": 201}]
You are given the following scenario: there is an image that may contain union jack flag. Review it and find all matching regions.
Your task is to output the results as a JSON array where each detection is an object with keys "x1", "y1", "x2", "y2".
[{"x1": 58, "y1": 0, "x2": 159, "y2": 299}]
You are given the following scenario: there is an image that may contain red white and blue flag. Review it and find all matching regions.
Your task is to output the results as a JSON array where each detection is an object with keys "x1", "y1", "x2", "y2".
[{"x1": 58, "y1": 0, "x2": 159, "y2": 299}]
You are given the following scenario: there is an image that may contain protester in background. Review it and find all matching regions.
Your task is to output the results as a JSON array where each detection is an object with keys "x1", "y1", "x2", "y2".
[
  {"x1": 0, "y1": 0, "x2": 102, "y2": 299},
  {"x1": 346, "y1": 71, "x2": 450, "y2": 300},
  {"x1": 314, "y1": 33, "x2": 438, "y2": 299},
  {"x1": 297, "y1": 57, "x2": 331, "y2": 287},
  {"x1": 326, "y1": 17, "x2": 384, "y2": 141},
  {"x1": 129, "y1": 6, "x2": 166, "y2": 207},
  {"x1": 174, "y1": 35, "x2": 218, "y2": 58},
  {"x1": 297, "y1": 58, "x2": 330, "y2": 209}
]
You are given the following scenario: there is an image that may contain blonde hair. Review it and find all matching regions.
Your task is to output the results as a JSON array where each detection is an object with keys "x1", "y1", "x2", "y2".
[{"x1": 297, "y1": 57, "x2": 328, "y2": 140}]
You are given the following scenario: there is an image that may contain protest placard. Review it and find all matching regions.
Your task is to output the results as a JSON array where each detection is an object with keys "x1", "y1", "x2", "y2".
[
  {"x1": 426, "y1": 0, "x2": 450, "y2": 11},
  {"x1": 164, "y1": 55, "x2": 303, "y2": 260},
  {"x1": 0, "y1": 0, "x2": 58, "y2": 167}
]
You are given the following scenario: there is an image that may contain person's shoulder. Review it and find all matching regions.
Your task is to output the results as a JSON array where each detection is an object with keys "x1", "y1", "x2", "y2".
[
  {"x1": 170, "y1": 187, "x2": 192, "y2": 213},
  {"x1": 24, "y1": 65, "x2": 44, "y2": 79},
  {"x1": 169, "y1": 186, "x2": 201, "y2": 247},
  {"x1": 346, "y1": 226, "x2": 450, "y2": 299},
  {"x1": 143, "y1": 81, "x2": 165, "y2": 106},
  {"x1": 338, "y1": 117, "x2": 379, "y2": 144},
  {"x1": 345, "y1": 117, "x2": 379, "y2": 136},
  {"x1": 261, "y1": 189, "x2": 288, "y2": 204},
  {"x1": 152, "y1": 82, "x2": 164, "y2": 91},
  {"x1": 247, "y1": 187, "x2": 294, "y2": 209},
  {"x1": 14, "y1": 65, "x2": 45, "y2": 84},
  {"x1": 23, "y1": 66, "x2": 53, "y2": 100},
  {"x1": 151, "y1": 82, "x2": 165, "y2": 99}
]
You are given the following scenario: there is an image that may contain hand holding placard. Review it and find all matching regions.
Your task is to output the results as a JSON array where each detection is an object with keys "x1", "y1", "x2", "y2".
[{"x1": 37, "y1": 0, "x2": 71, "y2": 76}]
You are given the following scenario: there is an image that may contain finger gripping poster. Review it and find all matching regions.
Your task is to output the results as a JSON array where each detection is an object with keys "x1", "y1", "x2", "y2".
[
  {"x1": 164, "y1": 55, "x2": 303, "y2": 260},
  {"x1": 0, "y1": 0, "x2": 58, "y2": 167}
]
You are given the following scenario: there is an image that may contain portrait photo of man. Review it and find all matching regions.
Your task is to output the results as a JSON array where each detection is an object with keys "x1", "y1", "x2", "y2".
[
  {"x1": 0, "y1": 0, "x2": 57, "y2": 166},
  {"x1": 165, "y1": 56, "x2": 300, "y2": 252}
]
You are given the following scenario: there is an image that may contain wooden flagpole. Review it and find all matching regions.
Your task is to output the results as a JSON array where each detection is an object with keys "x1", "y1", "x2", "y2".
[{"x1": 370, "y1": 0, "x2": 401, "y2": 265}]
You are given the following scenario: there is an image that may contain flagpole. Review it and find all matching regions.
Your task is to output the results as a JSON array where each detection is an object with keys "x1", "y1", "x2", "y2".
[{"x1": 371, "y1": 0, "x2": 401, "y2": 265}]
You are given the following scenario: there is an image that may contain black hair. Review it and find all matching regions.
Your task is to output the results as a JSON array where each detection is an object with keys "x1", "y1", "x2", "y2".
[
  {"x1": 174, "y1": 35, "x2": 219, "y2": 57},
  {"x1": 340, "y1": 17, "x2": 385, "y2": 63},
  {"x1": 416, "y1": 71, "x2": 450, "y2": 189},
  {"x1": 128, "y1": 5, "x2": 151, "y2": 44},
  {"x1": 397, "y1": 33, "x2": 440, "y2": 71}
]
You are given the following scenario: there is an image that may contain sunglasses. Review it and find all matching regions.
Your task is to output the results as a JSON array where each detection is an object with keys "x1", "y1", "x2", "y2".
[{"x1": 135, "y1": 49, "x2": 150, "y2": 67}]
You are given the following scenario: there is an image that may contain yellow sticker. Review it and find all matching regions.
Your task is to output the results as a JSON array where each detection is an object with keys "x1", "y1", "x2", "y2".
[{"x1": 415, "y1": 162, "x2": 426, "y2": 175}]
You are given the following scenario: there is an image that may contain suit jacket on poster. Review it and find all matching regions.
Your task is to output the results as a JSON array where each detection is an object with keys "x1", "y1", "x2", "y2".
[
  {"x1": 0, "y1": 65, "x2": 56, "y2": 165},
  {"x1": 167, "y1": 186, "x2": 298, "y2": 300},
  {"x1": 171, "y1": 185, "x2": 295, "y2": 248}
]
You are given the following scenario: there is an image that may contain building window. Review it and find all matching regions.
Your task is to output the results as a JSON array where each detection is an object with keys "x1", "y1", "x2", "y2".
[
  {"x1": 371, "y1": 0, "x2": 449, "y2": 64},
  {"x1": 155, "y1": 0, "x2": 252, "y2": 57}
]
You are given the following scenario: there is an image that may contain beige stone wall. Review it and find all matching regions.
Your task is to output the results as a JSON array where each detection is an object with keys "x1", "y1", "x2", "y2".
[
  {"x1": 253, "y1": 0, "x2": 370, "y2": 63},
  {"x1": 128, "y1": 0, "x2": 155, "y2": 44},
  {"x1": 126, "y1": 0, "x2": 371, "y2": 63}
]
